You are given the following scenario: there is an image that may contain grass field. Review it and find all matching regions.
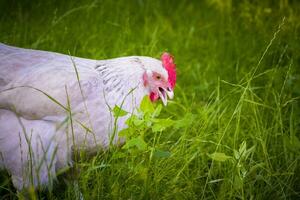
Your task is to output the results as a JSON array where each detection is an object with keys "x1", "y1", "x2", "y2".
[{"x1": 0, "y1": 0, "x2": 300, "y2": 199}]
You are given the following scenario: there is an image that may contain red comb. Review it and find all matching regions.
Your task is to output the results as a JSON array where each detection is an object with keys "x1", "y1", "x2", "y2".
[{"x1": 161, "y1": 52, "x2": 176, "y2": 89}]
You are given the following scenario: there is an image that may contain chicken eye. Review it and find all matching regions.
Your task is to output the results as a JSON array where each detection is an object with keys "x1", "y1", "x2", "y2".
[{"x1": 156, "y1": 75, "x2": 161, "y2": 80}]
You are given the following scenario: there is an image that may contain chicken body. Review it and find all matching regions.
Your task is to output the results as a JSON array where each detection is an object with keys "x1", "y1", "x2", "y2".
[{"x1": 0, "y1": 43, "x2": 169, "y2": 190}]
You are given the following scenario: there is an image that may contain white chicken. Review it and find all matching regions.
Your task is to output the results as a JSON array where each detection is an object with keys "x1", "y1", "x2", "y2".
[{"x1": 0, "y1": 43, "x2": 176, "y2": 190}]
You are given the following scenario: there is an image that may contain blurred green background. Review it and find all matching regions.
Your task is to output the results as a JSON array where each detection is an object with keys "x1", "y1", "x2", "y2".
[{"x1": 0, "y1": 0, "x2": 299, "y2": 199}]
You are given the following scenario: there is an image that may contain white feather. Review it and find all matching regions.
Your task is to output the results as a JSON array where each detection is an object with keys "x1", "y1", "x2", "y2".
[{"x1": 0, "y1": 43, "x2": 165, "y2": 190}]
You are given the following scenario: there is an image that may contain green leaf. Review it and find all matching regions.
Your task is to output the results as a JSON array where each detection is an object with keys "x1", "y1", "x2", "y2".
[
  {"x1": 154, "y1": 149, "x2": 171, "y2": 158},
  {"x1": 112, "y1": 105, "x2": 128, "y2": 117},
  {"x1": 112, "y1": 152, "x2": 126, "y2": 159},
  {"x1": 133, "y1": 117, "x2": 144, "y2": 126},
  {"x1": 235, "y1": 141, "x2": 255, "y2": 161},
  {"x1": 208, "y1": 152, "x2": 232, "y2": 162},
  {"x1": 239, "y1": 141, "x2": 247, "y2": 155},
  {"x1": 233, "y1": 175, "x2": 243, "y2": 190},
  {"x1": 118, "y1": 128, "x2": 129, "y2": 137},
  {"x1": 161, "y1": 118, "x2": 175, "y2": 127},
  {"x1": 122, "y1": 136, "x2": 147, "y2": 150},
  {"x1": 233, "y1": 149, "x2": 240, "y2": 160},
  {"x1": 152, "y1": 104, "x2": 162, "y2": 117},
  {"x1": 243, "y1": 145, "x2": 255, "y2": 160},
  {"x1": 174, "y1": 113, "x2": 195, "y2": 129},
  {"x1": 152, "y1": 118, "x2": 174, "y2": 132},
  {"x1": 140, "y1": 96, "x2": 154, "y2": 114}
]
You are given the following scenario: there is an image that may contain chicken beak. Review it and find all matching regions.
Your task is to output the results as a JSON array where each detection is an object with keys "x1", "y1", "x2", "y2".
[
  {"x1": 166, "y1": 89, "x2": 174, "y2": 99},
  {"x1": 158, "y1": 87, "x2": 174, "y2": 106},
  {"x1": 158, "y1": 89, "x2": 167, "y2": 106}
]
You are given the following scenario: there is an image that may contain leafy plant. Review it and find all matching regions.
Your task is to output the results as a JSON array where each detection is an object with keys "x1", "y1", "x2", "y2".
[{"x1": 115, "y1": 96, "x2": 173, "y2": 158}]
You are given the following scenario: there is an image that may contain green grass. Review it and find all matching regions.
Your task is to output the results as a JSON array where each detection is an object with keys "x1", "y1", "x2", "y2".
[{"x1": 1, "y1": 0, "x2": 300, "y2": 199}]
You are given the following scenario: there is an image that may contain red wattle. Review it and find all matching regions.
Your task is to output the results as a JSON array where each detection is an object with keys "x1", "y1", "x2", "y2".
[{"x1": 150, "y1": 92, "x2": 159, "y2": 102}]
